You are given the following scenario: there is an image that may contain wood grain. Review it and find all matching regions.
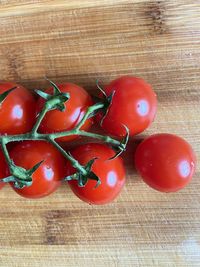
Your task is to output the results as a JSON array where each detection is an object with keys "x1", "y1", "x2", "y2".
[{"x1": 0, "y1": 0, "x2": 200, "y2": 266}]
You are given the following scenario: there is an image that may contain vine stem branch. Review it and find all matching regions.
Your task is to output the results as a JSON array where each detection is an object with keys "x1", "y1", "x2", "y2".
[
  {"x1": 48, "y1": 138, "x2": 87, "y2": 175},
  {"x1": 73, "y1": 102, "x2": 104, "y2": 131},
  {"x1": 31, "y1": 106, "x2": 48, "y2": 134},
  {"x1": 1, "y1": 140, "x2": 12, "y2": 165}
]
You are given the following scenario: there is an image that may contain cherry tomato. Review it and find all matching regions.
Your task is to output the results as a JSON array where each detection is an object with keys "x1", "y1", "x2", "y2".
[
  {"x1": 36, "y1": 83, "x2": 93, "y2": 142},
  {"x1": 96, "y1": 76, "x2": 157, "y2": 137},
  {"x1": 0, "y1": 149, "x2": 8, "y2": 189},
  {"x1": 0, "y1": 82, "x2": 36, "y2": 134},
  {"x1": 135, "y1": 133, "x2": 196, "y2": 192},
  {"x1": 67, "y1": 143, "x2": 126, "y2": 205},
  {"x1": 9, "y1": 141, "x2": 67, "y2": 198}
]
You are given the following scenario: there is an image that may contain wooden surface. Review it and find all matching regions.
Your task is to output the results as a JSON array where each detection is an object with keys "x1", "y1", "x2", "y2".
[{"x1": 0, "y1": 0, "x2": 200, "y2": 266}]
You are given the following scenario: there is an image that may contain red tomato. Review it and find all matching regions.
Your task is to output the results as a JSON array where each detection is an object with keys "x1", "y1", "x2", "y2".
[
  {"x1": 67, "y1": 143, "x2": 126, "y2": 205},
  {"x1": 9, "y1": 141, "x2": 67, "y2": 198},
  {"x1": 0, "y1": 149, "x2": 8, "y2": 189},
  {"x1": 0, "y1": 82, "x2": 36, "y2": 134},
  {"x1": 36, "y1": 83, "x2": 93, "y2": 142},
  {"x1": 135, "y1": 133, "x2": 196, "y2": 192},
  {"x1": 96, "y1": 76, "x2": 157, "y2": 137}
]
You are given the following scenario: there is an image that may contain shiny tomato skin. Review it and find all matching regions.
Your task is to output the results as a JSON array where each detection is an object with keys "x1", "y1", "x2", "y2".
[
  {"x1": 9, "y1": 141, "x2": 67, "y2": 198},
  {"x1": 97, "y1": 76, "x2": 157, "y2": 137},
  {"x1": 67, "y1": 143, "x2": 126, "y2": 205},
  {"x1": 135, "y1": 133, "x2": 196, "y2": 192},
  {"x1": 0, "y1": 149, "x2": 8, "y2": 189},
  {"x1": 0, "y1": 82, "x2": 36, "y2": 134},
  {"x1": 36, "y1": 83, "x2": 93, "y2": 142}
]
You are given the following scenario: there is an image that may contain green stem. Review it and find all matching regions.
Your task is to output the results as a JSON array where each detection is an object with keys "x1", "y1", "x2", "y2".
[
  {"x1": 78, "y1": 131, "x2": 120, "y2": 146},
  {"x1": 48, "y1": 138, "x2": 87, "y2": 176},
  {"x1": 0, "y1": 130, "x2": 120, "y2": 147},
  {"x1": 73, "y1": 102, "x2": 105, "y2": 131},
  {"x1": 31, "y1": 106, "x2": 48, "y2": 134},
  {"x1": 1, "y1": 140, "x2": 12, "y2": 165},
  {"x1": 0, "y1": 134, "x2": 46, "y2": 143}
]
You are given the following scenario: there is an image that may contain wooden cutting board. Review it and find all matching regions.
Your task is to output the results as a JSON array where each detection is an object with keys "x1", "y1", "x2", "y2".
[{"x1": 0, "y1": 1, "x2": 199, "y2": 266}]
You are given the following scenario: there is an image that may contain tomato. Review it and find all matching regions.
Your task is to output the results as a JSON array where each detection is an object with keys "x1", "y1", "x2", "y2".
[
  {"x1": 9, "y1": 141, "x2": 67, "y2": 198},
  {"x1": 0, "y1": 149, "x2": 8, "y2": 189},
  {"x1": 67, "y1": 143, "x2": 126, "y2": 205},
  {"x1": 0, "y1": 82, "x2": 36, "y2": 134},
  {"x1": 36, "y1": 83, "x2": 93, "y2": 142},
  {"x1": 96, "y1": 76, "x2": 157, "y2": 137},
  {"x1": 135, "y1": 133, "x2": 196, "y2": 192}
]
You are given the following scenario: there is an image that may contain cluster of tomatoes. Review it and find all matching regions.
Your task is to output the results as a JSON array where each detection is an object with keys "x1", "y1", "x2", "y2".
[{"x1": 0, "y1": 76, "x2": 196, "y2": 205}]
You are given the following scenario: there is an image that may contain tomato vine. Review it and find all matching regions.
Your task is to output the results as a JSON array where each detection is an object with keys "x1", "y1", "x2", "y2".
[{"x1": 0, "y1": 80, "x2": 128, "y2": 189}]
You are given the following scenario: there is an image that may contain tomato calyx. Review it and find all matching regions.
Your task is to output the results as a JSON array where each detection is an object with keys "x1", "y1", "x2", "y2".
[
  {"x1": 35, "y1": 78, "x2": 70, "y2": 112},
  {"x1": 110, "y1": 125, "x2": 129, "y2": 159},
  {"x1": 92, "y1": 80, "x2": 115, "y2": 124},
  {"x1": 2, "y1": 160, "x2": 44, "y2": 189},
  {"x1": 1, "y1": 134, "x2": 44, "y2": 189},
  {"x1": 64, "y1": 157, "x2": 101, "y2": 188}
]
